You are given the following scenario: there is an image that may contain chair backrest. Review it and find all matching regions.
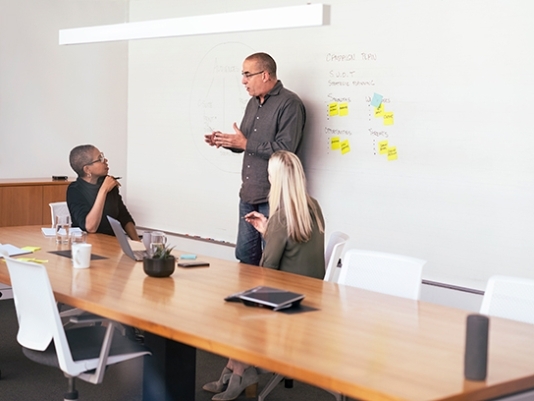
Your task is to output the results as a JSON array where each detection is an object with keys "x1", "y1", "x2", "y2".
[
  {"x1": 323, "y1": 231, "x2": 349, "y2": 283},
  {"x1": 480, "y1": 275, "x2": 534, "y2": 325},
  {"x1": 324, "y1": 231, "x2": 350, "y2": 267},
  {"x1": 3, "y1": 254, "x2": 76, "y2": 371},
  {"x1": 338, "y1": 249, "x2": 425, "y2": 300},
  {"x1": 49, "y1": 201, "x2": 70, "y2": 228}
]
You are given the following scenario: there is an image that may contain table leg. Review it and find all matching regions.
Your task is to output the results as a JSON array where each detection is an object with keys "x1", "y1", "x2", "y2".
[{"x1": 143, "y1": 332, "x2": 196, "y2": 401}]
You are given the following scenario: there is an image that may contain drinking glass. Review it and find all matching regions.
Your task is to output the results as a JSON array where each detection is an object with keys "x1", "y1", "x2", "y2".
[
  {"x1": 149, "y1": 231, "x2": 167, "y2": 256},
  {"x1": 55, "y1": 215, "x2": 71, "y2": 244},
  {"x1": 70, "y1": 230, "x2": 87, "y2": 245}
]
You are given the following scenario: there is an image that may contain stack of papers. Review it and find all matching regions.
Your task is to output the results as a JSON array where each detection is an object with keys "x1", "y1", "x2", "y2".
[{"x1": 41, "y1": 227, "x2": 83, "y2": 237}]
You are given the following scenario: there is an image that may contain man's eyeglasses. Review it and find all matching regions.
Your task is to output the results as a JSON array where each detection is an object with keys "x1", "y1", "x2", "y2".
[
  {"x1": 85, "y1": 152, "x2": 105, "y2": 167},
  {"x1": 241, "y1": 71, "x2": 264, "y2": 79}
]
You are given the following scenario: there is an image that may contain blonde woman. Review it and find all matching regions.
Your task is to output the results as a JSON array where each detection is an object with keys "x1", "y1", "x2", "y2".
[
  {"x1": 202, "y1": 150, "x2": 325, "y2": 400},
  {"x1": 246, "y1": 149, "x2": 325, "y2": 278}
]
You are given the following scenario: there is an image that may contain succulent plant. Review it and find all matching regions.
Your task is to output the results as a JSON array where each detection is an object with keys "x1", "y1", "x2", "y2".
[{"x1": 150, "y1": 243, "x2": 175, "y2": 259}]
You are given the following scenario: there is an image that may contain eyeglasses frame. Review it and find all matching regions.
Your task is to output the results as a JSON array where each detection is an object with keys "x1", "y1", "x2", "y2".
[
  {"x1": 84, "y1": 152, "x2": 106, "y2": 167},
  {"x1": 241, "y1": 70, "x2": 264, "y2": 79}
]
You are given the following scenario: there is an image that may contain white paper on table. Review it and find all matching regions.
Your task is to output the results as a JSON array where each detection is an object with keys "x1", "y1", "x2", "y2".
[{"x1": 41, "y1": 227, "x2": 83, "y2": 237}]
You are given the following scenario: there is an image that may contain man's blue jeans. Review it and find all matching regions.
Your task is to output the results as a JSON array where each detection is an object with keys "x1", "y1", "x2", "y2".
[{"x1": 235, "y1": 200, "x2": 269, "y2": 265}]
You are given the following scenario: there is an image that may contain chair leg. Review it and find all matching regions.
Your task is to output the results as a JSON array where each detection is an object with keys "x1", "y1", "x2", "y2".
[
  {"x1": 64, "y1": 376, "x2": 79, "y2": 401},
  {"x1": 258, "y1": 373, "x2": 284, "y2": 401},
  {"x1": 284, "y1": 378, "x2": 293, "y2": 388}
]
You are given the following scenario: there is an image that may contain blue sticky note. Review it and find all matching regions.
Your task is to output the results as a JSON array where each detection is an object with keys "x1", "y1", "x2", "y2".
[
  {"x1": 180, "y1": 254, "x2": 197, "y2": 260},
  {"x1": 371, "y1": 93, "x2": 383, "y2": 108}
]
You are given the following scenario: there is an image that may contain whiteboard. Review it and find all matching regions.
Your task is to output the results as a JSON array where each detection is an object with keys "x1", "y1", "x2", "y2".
[{"x1": 127, "y1": 0, "x2": 534, "y2": 290}]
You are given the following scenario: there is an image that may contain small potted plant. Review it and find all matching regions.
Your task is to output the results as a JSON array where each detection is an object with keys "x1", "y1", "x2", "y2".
[{"x1": 143, "y1": 243, "x2": 176, "y2": 278}]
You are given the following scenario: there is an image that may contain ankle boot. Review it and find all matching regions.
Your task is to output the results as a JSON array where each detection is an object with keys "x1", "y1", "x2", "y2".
[
  {"x1": 203, "y1": 367, "x2": 232, "y2": 393},
  {"x1": 212, "y1": 367, "x2": 258, "y2": 401}
]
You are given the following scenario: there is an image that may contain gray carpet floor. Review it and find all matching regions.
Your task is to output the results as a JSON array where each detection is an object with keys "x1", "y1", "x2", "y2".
[{"x1": 0, "y1": 298, "x2": 337, "y2": 401}]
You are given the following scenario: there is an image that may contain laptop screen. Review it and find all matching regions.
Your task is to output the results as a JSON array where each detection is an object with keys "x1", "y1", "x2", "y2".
[{"x1": 106, "y1": 215, "x2": 137, "y2": 259}]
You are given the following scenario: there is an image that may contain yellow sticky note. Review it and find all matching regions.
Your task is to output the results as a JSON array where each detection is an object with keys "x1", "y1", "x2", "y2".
[
  {"x1": 17, "y1": 258, "x2": 48, "y2": 264},
  {"x1": 388, "y1": 146, "x2": 398, "y2": 161},
  {"x1": 331, "y1": 136, "x2": 341, "y2": 150},
  {"x1": 341, "y1": 139, "x2": 350, "y2": 155},
  {"x1": 21, "y1": 246, "x2": 41, "y2": 253},
  {"x1": 379, "y1": 140, "x2": 388, "y2": 154},
  {"x1": 339, "y1": 102, "x2": 349, "y2": 116},
  {"x1": 329, "y1": 102, "x2": 339, "y2": 116},
  {"x1": 383, "y1": 112, "x2": 394, "y2": 126},
  {"x1": 374, "y1": 103, "x2": 384, "y2": 117}
]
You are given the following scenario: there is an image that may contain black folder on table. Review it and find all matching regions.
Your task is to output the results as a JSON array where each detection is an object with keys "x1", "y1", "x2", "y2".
[{"x1": 225, "y1": 286, "x2": 305, "y2": 311}]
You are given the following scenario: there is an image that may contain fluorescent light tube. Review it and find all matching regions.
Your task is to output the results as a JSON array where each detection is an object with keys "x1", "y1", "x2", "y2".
[{"x1": 59, "y1": 4, "x2": 329, "y2": 45}]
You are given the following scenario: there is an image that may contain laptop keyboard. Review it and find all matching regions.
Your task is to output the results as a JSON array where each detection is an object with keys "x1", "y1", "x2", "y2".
[{"x1": 134, "y1": 250, "x2": 147, "y2": 260}]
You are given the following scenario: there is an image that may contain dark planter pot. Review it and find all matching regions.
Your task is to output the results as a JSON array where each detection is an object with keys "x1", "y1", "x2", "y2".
[{"x1": 143, "y1": 256, "x2": 176, "y2": 277}]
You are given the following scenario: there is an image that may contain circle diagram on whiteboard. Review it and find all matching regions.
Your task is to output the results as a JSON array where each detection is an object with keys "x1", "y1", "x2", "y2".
[{"x1": 189, "y1": 42, "x2": 254, "y2": 173}]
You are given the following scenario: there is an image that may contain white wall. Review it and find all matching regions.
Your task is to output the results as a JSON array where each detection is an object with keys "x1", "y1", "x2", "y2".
[{"x1": 0, "y1": 0, "x2": 129, "y2": 183}]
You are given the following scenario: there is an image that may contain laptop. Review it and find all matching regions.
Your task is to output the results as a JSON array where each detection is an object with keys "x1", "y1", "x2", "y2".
[
  {"x1": 225, "y1": 286, "x2": 305, "y2": 311},
  {"x1": 107, "y1": 215, "x2": 148, "y2": 261}
]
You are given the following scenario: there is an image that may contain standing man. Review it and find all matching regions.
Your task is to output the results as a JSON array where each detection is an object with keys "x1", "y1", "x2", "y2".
[{"x1": 205, "y1": 52, "x2": 306, "y2": 265}]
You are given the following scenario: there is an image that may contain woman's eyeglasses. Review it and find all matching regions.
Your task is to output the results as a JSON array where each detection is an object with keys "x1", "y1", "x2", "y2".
[{"x1": 85, "y1": 152, "x2": 105, "y2": 166}]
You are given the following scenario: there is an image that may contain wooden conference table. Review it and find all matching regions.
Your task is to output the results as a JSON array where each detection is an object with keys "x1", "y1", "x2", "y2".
[{"x1": 2, "y1": 226, "x2": 534, "y2": 401}]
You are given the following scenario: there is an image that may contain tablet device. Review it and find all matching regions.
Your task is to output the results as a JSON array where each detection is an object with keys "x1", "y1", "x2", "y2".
[{"x1": 225, "y1": 286, "x2": 304, "y2": 311}]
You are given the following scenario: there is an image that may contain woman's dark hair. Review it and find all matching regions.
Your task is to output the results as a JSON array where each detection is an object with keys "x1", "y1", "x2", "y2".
[{"x1": 69, "y1": 144, "x2": 96, "y2": 177}]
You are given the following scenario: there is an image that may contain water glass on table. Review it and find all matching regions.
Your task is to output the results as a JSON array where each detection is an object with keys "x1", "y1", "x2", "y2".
[
  {"x1": 55, "y1": 215, "x2": 71, "y2": 244},
  {"x1": 70, "y1": 230, "x2": 87, "y2": 245},
  {"x1": 150, "y1": 231, "x2": 167, "y2": 256}
]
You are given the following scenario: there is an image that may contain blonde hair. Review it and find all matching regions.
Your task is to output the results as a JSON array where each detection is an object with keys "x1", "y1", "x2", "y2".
[{"x1": 267, "y1": 151, "x2": 324, "y2": 243}]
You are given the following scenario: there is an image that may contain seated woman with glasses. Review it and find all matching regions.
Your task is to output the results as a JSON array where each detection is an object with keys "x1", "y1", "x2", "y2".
[
  {"x1": 202, "y1": 150, "x2": 325, "y2": 401},
  {"x1": 66, "y1": 144, "x2": 140, "y2": 240}
]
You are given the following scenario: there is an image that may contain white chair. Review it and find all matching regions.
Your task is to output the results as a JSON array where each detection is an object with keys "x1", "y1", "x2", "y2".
[
  {"x1": 480, "y1": 275, "x2": 534, "y2": 325},
  {"x1": 327, "y1": 249, "x2": 424, "y2": 401},
  {"x1": 49, "y1": 201, "x2": 70, "y2": 228},
  {"x1": 323, "y1": 231, "x2": 350, "y2": 283},
  {"x1": 338, "y1": 249, "x2": 426, "y2": 301},
  {"x1": 2, "y1": 253, "x2": 151, "y2": 400},
  {"x1": 258, "y1": 232, "x2": 349, "y2": 401}
]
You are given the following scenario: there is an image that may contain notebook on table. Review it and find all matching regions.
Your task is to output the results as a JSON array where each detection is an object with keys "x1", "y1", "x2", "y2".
[
  {"x1": 107, "y1": 216, "x2": 148, "y2": 261},
  {"x1": 225, "y1": 286, "x2": 305, "y2": 311},
  {"x1": 0, "y1": 244, "x2": 32, "y2": 258}
]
